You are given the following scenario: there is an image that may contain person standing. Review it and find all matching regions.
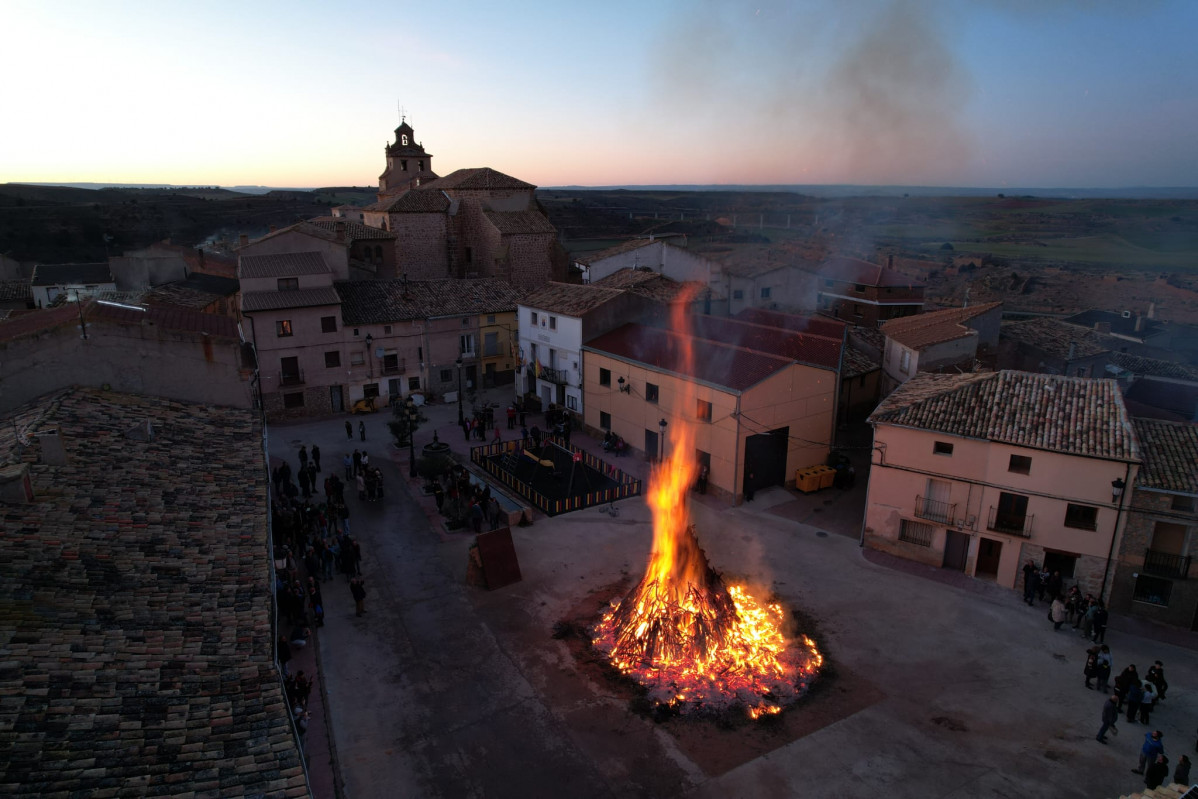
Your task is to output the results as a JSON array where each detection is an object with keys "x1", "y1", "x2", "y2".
[
  {"x1": 1050, "y1": 596, "x2": 1067, "y2": 630},
  {"x1": 507, "y1": 404, "x2": 516, "y2": 429},
  {"x1": 462, "y1": 418, "x2": 471, "y2": 441},
  {"x1": 1174, "y1": 755, "x2": 1191, "y2": 786},
  {"x1": 359, "y1": 420, "x2": 366, "y2": 442},
  {"x1": 1134, "y1": 730, "x2": 1164, "y2": 774},
  {"x1": 1092, "y1": 601, "x2": 1109, "y2": 643},
  {"x1": 1096, "y1": 645, "x2": 1113, "y2": 692},
  {"x1": 1139, "y1": 681, "x2": 1157, "y2": 725},
  {"x1": 298, "y1": 445, "x2": 308, "y2": 468},
  {"x1": 350, "y1": 577, "x2": 366, "y2": 616},
  {"x1": 1146, "y1": 661, "x2": 1168, "y2": 701},
  {"x1": 343, "y1": 453, "x2": 353, "y2": 480},
  {"x1": 1084, "y1": 647, "x2": 1099, "y2": 690},
  {"x1": 311, "y1": 444, "x2": 321, "y2": 473},
  {"x1": 345, "y1": 420, "x2": 353, "y2": 439},
  {"x1": 1126, "y1": 679, "x2": 1144, "y2": 724},
  {"x1": 1096, "y1": 693, "x2": 1119, "y2": 744},
  {"x1": 297, "y1": 467, "x2": 311, "y2": 500},
  {"x1": 1145, "y1": 754, "x2": 1170, "y2": 789},
  {"x1": 1115, "y1": 664, "x2": 1140, "y2": 711},
  {"x1": 1021, "y1": 560, "x2": 1038, "y2": 606},
  {"x1": 352, "y1": 449, "x2": 362, "y2": 477}
]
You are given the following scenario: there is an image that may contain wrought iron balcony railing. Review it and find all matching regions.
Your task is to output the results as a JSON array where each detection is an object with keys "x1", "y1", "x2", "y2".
[
  {"x1": 381, "y1": 359, "x2": 405, "y2": 376},
  {"x1": 1143, "y1": 549, "x2": 1192, "y2": 580},
  {"x1": 538, "y1": 366, "x2": 570, "y2": 386},
  {"x1": 278, "y1": 368, "x2": 305, "y2": 387},
  {"x1": 915, "y1": 496, "x2": 957, "y2": 525},
  {"x1": 987, "y1": 506, "x2": 1033, "y2": 538}
]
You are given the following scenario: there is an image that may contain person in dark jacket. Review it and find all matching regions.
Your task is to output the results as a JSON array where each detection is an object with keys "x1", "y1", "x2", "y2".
[
  {"x1": 1022, "y1": 560, "x2": 1038, "y2": 605},
  {"x1": 1096, "y1": 694, "x2": 1119, "y2": 743},
  {"x1": 1174, "y1": 755, "x2": 1191, "y2": 786},
  {"x1": 1084, "y1": 647, "x2": 1099, "y2": 690},
  {"x1": 1146, "y1": 661, "x2": 1168, "y2": 701},
  {"x1": 1145, "y1": 754, "x2": 1169, "y2": 789},
  {"x1": 1126, "y1": 680, "x2": 1144, "y2": 724},
  {"x1": 350, "y1": 577, "x2": 367, "y2": 616}
]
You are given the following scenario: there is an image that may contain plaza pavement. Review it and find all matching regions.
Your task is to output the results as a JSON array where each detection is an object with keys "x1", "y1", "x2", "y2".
[{"x1": 270, "y1": 387, "x2": 1197, "y2": 799}]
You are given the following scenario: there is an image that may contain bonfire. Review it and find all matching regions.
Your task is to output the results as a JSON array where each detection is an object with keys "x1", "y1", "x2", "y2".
[{"x1": 591, "y1": 291, "x2": 822, "y2": 719}]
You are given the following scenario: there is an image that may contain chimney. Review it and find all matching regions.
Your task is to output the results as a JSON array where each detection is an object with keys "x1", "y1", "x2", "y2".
[
  {"x1": 335, "y1": 221, "x2": 346, "y2": 242},
  {"x1": 1134, "y1": 314, "x2": 1144, "y2": 333},
  {"x1": 1147, "y1": 302, "x2": 1156, "y2": 319},
  {"x1": 238, "y1": 233, "x2": 249, "y2": 248}
]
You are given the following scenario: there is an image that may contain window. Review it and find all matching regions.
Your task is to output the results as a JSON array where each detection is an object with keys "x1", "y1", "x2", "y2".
[
  {"x1": 363, "y1": 383, "x2": 379, "y2": 399},
  {"x1": 696, "y1": 399, "x2": 712, "y2": 422},
  {"x1": 760, "y1": 287, "x2": 771, "y2": 299},
  {"x1": 933, "y1": 441, "x2": 954, "y2": 456},
  {"x1": 460, "y1": 334, "x2": 475, "y2": 355},
  {"x1": 1075, "y1": 366, "x2": 1089, "y2": 377},
  {"x1": 1008, "y1": 455, "x2": 1032, "y2": 475},
  {"x1": 645, "y1": 383, "x2": 659, "y2": 403},
  {"x1": 992, "y1": 492, "x2": 1030, "y2": 534},
  {"x1": 566, "y1": 395, "x2": 578, "y2": 410},
  {"x1": 324, "y1": 351, "x2": 341, "y2": 368},
  {"x1": 824, "y1": 279, "x2": 834, "y2": 288},
  {"x1": 530, "y1": 311, "x2": 538, "y2": 325},
  {"x1": 384, "y1": 325, "x2": 392, "y2": 334},
  {"x1": 321, "y1": 316, "x2": 337, "y2": 333},
  {"x1": 1043, "y1": 551, "x2": 1077, "y2": 579},
  {"x1": 487, "y1": 314, "x2": 496, "y2": 324},
  {"x1": 899, "y1": 350, "x2": 910, "y2": 374},
  {"x1": 350, "y1": 352, "x2": 365, "y2": 366},
  {"x1": 853, "y1": 304, "x2": 863, "y2": 316},
  {"x1": 1133, "y1": 575, "x2": 1172, "y2": 606},
  {"x1": 599, "y1": 411, "x2": 611, "y2": 429},
  {"x1": 440, "y1": 369, "x2": 452, "y2": 383},
  {"x1": 484, "y1": 332, "x2": 499, "y2": 356},
  {"x1": 400, "y1": 158, "x2": 407, "y2": 170},
  {"x1": 283, "y1": 392, "x2": 304, "y2": 409},
  {"x1": 465, "y1": 246, "x2": 473, "y2": 264},
  {"x1": 1064, "y1": 503, "x2": 1098, "y2": 530},
  {"x1": 549, "y1": 316, "x2": 557, "y2": 331},
  {"x1": 599, "y1": 368, "x2": 611, "y2": 386},
  {"x1": 1171, "y1": 495, "x2": 1194, "y2": 512},
  {"x1": 899, "y1": 520, "x2": 934, "y2": 547},
  {"x1": 352, "y1": 328, "x2": 360, "y2": 337},
  {"x1": 276, "y1": 320, "x2": 293, "y2": 337},
  {"x1": 408, "y1": 377, "x2": 420, "y2": 391},
  {"x1": 733, "y1": 290, "x2": 744, "y2": 300},
  {"x1": 277, "y1": 278, "x2": 299, "y2": 291}
]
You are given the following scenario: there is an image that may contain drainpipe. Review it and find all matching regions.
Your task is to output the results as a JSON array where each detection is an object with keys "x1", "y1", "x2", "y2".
[
  {"x1": 1098, "y1": 461, "x2": 1133, "y2": 603},
  {"x1": 732, "y1": 394, "x2": 742, "y2": 505}
]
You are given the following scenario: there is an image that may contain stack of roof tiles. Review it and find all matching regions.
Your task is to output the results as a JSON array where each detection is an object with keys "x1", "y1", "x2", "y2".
[
  {"x1": 870, "y1": 371, "x2": 1140, "y2": 462},
  {"x1": 0, "y1": 389, "x2": 305, "y2": 797}
]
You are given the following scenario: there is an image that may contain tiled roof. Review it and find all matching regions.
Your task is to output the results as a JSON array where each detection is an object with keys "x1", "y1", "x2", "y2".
[
  {"x1": 842, "y1": 343, "x2": 880, "y2": 379},
  {"x1": 1064, "y1": 309, "x2": 1164, "y2": 339},
  {"x1": 1110, "y1": 352, "x2": 1198, "y2": 382},
  {"x1": 520, "y1": 282, "x2": 625, "y2": 317},
  {"x1": 881, "y1": 302, "x2": 1002, "y2": 350},
  {"x1": 424, "y1": 167, "x2": 534, "y2": 191},
  {"x1": 1132, "y1": 418, "x2": 1198, "y2": 493},
  {"x1": 576, "y1": 238, "x2": 659, "y2": 266},
  {"x1": 0, "y1": 305, "x2": 80, "y2": 343},
  {"x1": 239, "y1": 251, "x2": 330, "y2": 279},
  {"x1": 736, "y1": 307, "x2": 847, "y2": 339},
  {"x1": 1002, "y1": 317, "x2": 1112, "y2": 360},
  {"x1": 364, "y1": 189, "x2": 452, "y2": 214},
  {"x1": 1124, "y1": 378, "x2": 1198, "y2": 421},
  {"x1": 143, "y1": 274, "x2": 239, "y2": 310},
  {"x1": 593, "y1": 269, "x2": 704, "y2": 303},
  {"x1": 483, "y1": 209, "x2": 556, "y2": 235},
  {"x1": 241, "y1": 220, "x2": 341, "y2": 248},
  {"x1": 90, "y1": 299, "x2": 241, "y2": 338},
  {"x1": 870, "y1": 370, "x2": 1140, "y2": 462},
  {"x1": 30, "y1": 262, "x2": 114, "y2": 286},
  {"x1": 0, "y1": 388, "x2": 305, "y2": 797},
  {"x1": 0, "y1": 280, "x2": 32, "y2": 302},
  {"x1": 718, "y1": 257, "x2": 799, "y2": 279},
  {"x1": 685, "y1": 315, "x2": 842, "y2": 370},
  {"x1": 307, "y1": 217, "x2": 397, "y2": 240},
  {"x1": 821, "y1": 255, "x2": 923, "y2": 288},
  {"x1": 585, "y1": 323, "x2": 794, "y2": 393},
  {"x1": 336, "y1": 278, "x2": 524, "y2": 324},
  {"x1": 850, "y1": 324, "x2": 886, "y2": 352},
  {"x1": 242, "y1": 286, "x2": 341, "y2": 312}
]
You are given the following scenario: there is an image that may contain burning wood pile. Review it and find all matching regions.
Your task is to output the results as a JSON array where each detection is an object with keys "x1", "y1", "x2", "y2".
[{"x1": 590, "y1": 288, "x2": 820, "y2": 718}]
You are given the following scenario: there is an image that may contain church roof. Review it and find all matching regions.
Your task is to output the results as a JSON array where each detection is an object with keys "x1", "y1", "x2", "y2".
[
  {"x1": 365, "y1": 189, "x2": 452, "y2": 214},
  {"x1": 483, "y1": 209, "x2": 556, "y2": 235},
  {"x1": 425, "y1": 167, "x2": 534, "y2": 192}
]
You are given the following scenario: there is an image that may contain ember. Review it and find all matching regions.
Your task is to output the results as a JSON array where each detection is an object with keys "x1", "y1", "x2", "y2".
[{"x1": 591, "y1": 288, "x2": 822, "y2": 718}]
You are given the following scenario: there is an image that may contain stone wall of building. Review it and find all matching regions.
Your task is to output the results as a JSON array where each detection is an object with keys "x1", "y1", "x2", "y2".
[
  {"x1": 391, "y1": 213, "x2": 448, "y2": 279},
  {"x1": 1108, "y1": 490, "x2": 1198, "y2": 627},
  {"x1": 1019, "y1": 541, "x2": 1111, "y2": 602},
  {"x1": 263, "y1": 383, "x2": 334, "y2": 422}
]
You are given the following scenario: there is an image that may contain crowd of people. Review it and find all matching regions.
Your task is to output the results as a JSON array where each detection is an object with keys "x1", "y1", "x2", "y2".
[{"x1": 1021, "y1": 560, "x2": 1193, "y2": 790}]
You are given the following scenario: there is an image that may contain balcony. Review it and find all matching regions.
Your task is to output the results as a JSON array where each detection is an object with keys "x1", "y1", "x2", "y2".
[
  {"x1": 1143, "y1": 549, "x2": 1192, "y2": 580},
  {"x1": 915, "y1": 496, "x2": 957, "y2": 525},
  {"x1": 987, "y1": 506, "x2": 1033, "y2": 538},
  {"x1": 381, "y1": 358, "x2": 405, "y2": 376},
  {"x1": 278, "y1": 368, "x2": 305, "y2": 387},
  {"x1": 538, "y1": 366, "x2": 570, "y2": 386}
]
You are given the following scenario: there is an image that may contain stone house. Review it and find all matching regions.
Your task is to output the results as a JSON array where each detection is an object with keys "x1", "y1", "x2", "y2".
[
  {"x1": 816, "y1": 256, "x2": 925, "y2": 327},
  {"x1": 864, "y1": 371, "x2": 1140, "y2": 600},
  {"x1": 879, "y1": 302, "x2": 1002, "y2": 394},
  {"x1": 30, "y1": 262, "x2": 116, "y2": 308},
  {"x1": 1108, "y1": 418, "x2": 1198, "y2": 629},
  {"x1": 238, "y1": 219, "x2": 396, "y2": 281},
  {"x1": 583, "y1": 316, "x2": 840, "y2": 502},
  {"x1": 998, "y1": 316, "x2": 1113, "y2": 377}
]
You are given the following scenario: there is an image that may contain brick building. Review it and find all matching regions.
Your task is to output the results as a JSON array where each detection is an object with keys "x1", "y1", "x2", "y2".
[{"x1": 816, "y1": 256, "x2": 924, "y2": 326}]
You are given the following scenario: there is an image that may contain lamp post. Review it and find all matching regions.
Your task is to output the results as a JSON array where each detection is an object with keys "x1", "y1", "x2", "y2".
[
  {"x1": 1099, "y1": 472, "x2": 1130, "y2": 603},
  {"x1": 364, "y1": 333, "x2": 374, "y2": 379},
  {"x1": 658, "y1": 418, "x2": 668, "y2": 462},
  {"x1": 405, "y1": 397, "x2": 419, "y2": 478},
  {"x1": 456, "y1": 355, "x2": 464, "y2": 425}
]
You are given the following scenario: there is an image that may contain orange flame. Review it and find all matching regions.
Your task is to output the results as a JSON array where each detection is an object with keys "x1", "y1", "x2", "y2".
[{"x1": 592, "y1": 287, "x2": 821, "y2": 717}]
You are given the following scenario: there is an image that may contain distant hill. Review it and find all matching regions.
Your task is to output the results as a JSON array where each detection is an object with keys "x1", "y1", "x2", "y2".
[{"x1": 544, "y1": 184, "x2": 1198, "y2": 200}]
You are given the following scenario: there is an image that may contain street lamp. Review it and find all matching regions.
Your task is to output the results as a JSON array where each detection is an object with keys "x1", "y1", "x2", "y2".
[
  {"x1": 405, "y1": 397, "x2": 419, "y2": 478},
  {"x1": 364, "y1": 333, "x2": 374, "y2": 378},
  {"x1": 1110, "y1": 478, "x2": 1125, "y2": 503},
  {"x1": 456, "y1": 355, "x2": 464, "y2": 425},
  {"x1": 658, "y1": 418, "x2": 668, "y2": 462}
]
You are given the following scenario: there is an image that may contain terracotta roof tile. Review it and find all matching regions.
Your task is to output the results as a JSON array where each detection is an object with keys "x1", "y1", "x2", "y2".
[
  {"x1": 842, "y1": 343, "x2": 879, "y2": 379},
  {"x1": 685, "y1": 315, "x2": 842, "y2": 370},
  {"x1": 364, "y1": 189, "x2": 451, "y2": 214},
  {"x1": 0, "y1": 280, "x2": 32, "y2": 302},
  {"x1": 483, "y1": 209, "x2": 556, "y2": 235},
  {"x1": 1002, "y1": 317, "x2": 1112, "y2": 360},
  {"x1": 0, "y1": 305, "x2": 80, "y2": 343},
  {"x1": 1110, "y1": 352, "x2": 1198, "y2": 382},
  {"x1": 593, "y1": 269, "x2": 704, "y2": 303},
  {"x1": 870, "y1": 370, "x2": 1139, "y2": 461},
  {"x1": 242, "y1": 286, "x2": 341, "y2": 312},
  {"x1": 735, "y1": 307, "x2": 848, "y2": 338},
  {"x1": 575, "y1": 239, "x2": 659, "y2": 266},
  {"x1": 585, "y1": 323, "x2": 795, "y2": 393},
  {"x1": 239, "y1": 252, "x2": 330, "y2": 280},
  {"x1": 336, "y1": 278, "x2": 523, "y2": 324},
  {"x1": 821, "y1": 256, "x2": 924, "y2": 288},
  {"x1": 1132, "y1": 418, "x2": 1198, "y2": 493},
  {"x1": 307, "y1": 217, "x2": 397, "y2": 240},
  {"x1": 424, "y1": 167, "x2": 534, "y2": 191},
  {"x1": 0, "y1": 388, "x2": 304, "y2": 796},
  {"x1": 881, "y1": 302, "x2": 1002, "y2": 350},
  {"x1": 520, "y1": 282, "x2": 625, "y2": 316},
  {"x1": 89, "y1": 300, "x2": 240, "y2": 338}
]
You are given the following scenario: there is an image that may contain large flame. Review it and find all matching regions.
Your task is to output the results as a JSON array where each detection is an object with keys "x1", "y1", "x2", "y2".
[{"x1": 591, "y1": 290, "x2": 821, "y2": 718}]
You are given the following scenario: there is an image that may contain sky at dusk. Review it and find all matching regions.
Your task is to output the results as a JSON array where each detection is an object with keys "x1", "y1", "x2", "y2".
[{"x1": 2, "y1": 0, "x2": 1196, "y2": 190}]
